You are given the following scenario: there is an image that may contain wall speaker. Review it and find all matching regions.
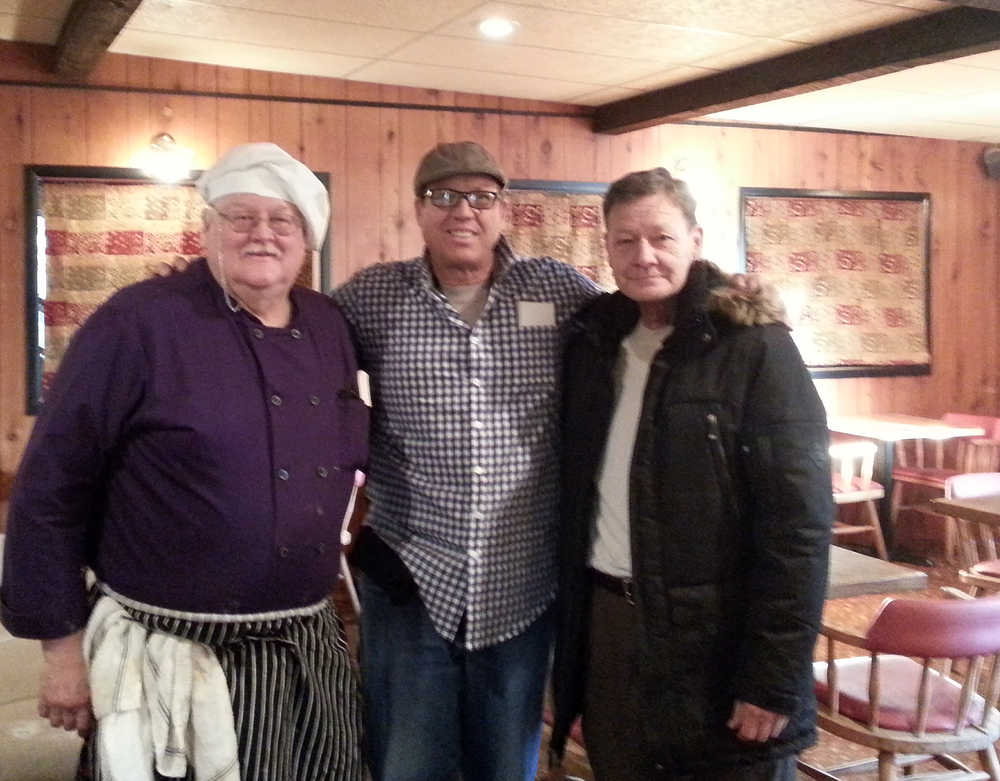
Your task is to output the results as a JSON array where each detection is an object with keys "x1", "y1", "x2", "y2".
[{"x1": 985, "y1": 146, "x2": 1000, "y2": 179}]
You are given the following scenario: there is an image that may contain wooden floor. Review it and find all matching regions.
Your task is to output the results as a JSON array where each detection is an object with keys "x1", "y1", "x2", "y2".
[
  {"x1": 333, "y1": 543, "x2": 996, "y2": 781},
  {"x1": 532, "y1": 555, "x2": 995, "y2": 781}
]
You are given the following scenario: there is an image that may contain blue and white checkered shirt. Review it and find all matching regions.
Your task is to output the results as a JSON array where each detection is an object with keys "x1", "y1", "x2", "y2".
[{"x1": 333, "y1": 237, "x2": 601, "y2": 649}]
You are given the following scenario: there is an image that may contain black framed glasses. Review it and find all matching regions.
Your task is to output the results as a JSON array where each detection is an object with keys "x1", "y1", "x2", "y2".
[
  {"x1": 422, "y1": 188, "x2": 501, "y2": 210},
  {"x1": 213, "y1": 208, "x2": 301, "y2": 236}
]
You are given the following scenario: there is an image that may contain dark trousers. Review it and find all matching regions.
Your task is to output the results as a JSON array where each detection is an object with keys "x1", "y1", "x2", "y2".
[{"x1": 582, "y1": 583, "x2": 796, "y2": 781}]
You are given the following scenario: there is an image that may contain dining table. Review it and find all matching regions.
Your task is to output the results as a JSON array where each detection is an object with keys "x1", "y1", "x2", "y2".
[
  {"x1": 825, "y1": 544, "x2": 927, "y2": 599},
  {"x1": 927, "y1": 494, "x2": 1000, "y2": 528},
  {"x1": 826, "y1": 413, "x2": 986, "y2": 555}
]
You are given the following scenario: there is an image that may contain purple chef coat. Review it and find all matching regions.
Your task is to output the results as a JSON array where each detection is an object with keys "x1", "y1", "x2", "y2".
[{"x1": 1, "y1": 259, "x2": 368, "y2": 639}]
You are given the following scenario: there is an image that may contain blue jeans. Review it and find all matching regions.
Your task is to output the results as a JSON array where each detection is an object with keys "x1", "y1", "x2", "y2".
[{"x1": 359, "y1": 577, "x2": 552, "y2": 781}]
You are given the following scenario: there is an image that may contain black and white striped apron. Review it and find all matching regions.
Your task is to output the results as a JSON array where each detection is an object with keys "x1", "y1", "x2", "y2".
[{"x1": 79, "y1": 596, "x2": 362, "y2": 781}]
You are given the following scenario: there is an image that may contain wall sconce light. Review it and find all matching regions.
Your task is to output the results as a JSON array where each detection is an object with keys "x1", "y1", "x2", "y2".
[{"x1": 139, "y1": 133, "x2": 194, "y2": 183}]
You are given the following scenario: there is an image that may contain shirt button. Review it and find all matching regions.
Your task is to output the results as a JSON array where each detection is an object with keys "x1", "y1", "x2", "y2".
[
  {"x1": 470, "y1": 335, "x2": 481, "y2": 346},
  {"x1": 309, "y1": 394, "x2": 320, "y2": 406},
  {"x1": 270, "y1": 394, "x2": 282, "y2": 407},
  {"x1": 316, "y1": 466, "x2": 329, "y2": 478},
  {"x1": 277, "y1": 468, "x2": 290, "y2": 481},
  {"x1": 469, "y1": 549, "x2": 482, "y2": 562},
  {"x1": 701, "y1": 332, "x2": 712, "y2": 342},
  {"x1": 472, "y1": 465, "x2": 485, "y2": 476},
  {"x1": 290, "y1": 328, "x2": 302, "y2": 339},
  {"x1": 471, "y1": 420, "x2": 484, "y2": 430},
  {"x1": 279, "y1": 546, "x2": 290, "y2": 558},
  {"x1": 253, "y1": 328, "x2": 264, "y2": 339},
  {"x1": 471, "y1": 511, "x2": 485, "y2": 521},
  {"x1": 471, "y1": 378, "x2": 483, "y2": 388}
]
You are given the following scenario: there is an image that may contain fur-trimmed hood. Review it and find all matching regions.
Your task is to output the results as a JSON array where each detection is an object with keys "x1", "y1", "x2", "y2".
[{"x1": 571, "y1": 260, "x2": 788, "y2": 349}]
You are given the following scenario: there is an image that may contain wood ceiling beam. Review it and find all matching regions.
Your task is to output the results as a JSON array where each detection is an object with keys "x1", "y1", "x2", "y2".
[
  {"x1": 593, "y1": 6, "x2": 1000, "y2": 134},
  {"x1": 53, "y1": 0, "x2": 143, "y2": 79}
]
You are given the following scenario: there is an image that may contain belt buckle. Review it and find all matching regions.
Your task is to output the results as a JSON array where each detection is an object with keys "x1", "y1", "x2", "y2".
[{"x1": 622, "y1": 577, "x2": 635, "y2": 605}]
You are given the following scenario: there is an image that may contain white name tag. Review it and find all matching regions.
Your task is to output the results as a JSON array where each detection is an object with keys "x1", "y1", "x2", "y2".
[
  {"x1": 518, "y1": 301, "x2": 556, "y2": 327},
  {"x1": 357, "y1": 370, "x2": 372, "y2": 407}
]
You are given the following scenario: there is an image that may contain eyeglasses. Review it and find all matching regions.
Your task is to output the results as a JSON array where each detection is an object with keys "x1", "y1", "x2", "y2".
[
  {"x1": 213, "y1": 209, "x2": 301, "y2": 236},
  {"x1": 422, "y1": 188, "x2": 501, "y2": 210}
]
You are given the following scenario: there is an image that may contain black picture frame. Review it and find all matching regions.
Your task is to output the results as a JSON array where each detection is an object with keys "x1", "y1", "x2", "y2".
[
  {"x1": 738, "y1": 187, "x2": 932, "y2": 379},
  {"x1": 24, "y1": 165, "x2": 332, "y2": 413}
]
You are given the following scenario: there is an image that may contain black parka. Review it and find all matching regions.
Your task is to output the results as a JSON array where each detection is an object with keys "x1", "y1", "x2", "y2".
[{"x1": 550, "y1": 261, "x2": 833, "y2": 776}]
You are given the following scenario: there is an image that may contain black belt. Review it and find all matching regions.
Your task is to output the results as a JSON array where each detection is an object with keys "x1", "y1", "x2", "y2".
[{"x1": 590, "y1": 568, "x2": 635, "y2": 605}]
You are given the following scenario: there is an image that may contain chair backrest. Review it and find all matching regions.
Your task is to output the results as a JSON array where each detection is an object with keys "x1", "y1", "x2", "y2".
[
  {"x1": 866, "y1": 596, "x2": 1000, "y2": 657},
  {"x1": 830, "y1": 440, "x2": 878, "y2": 494},
  {"x1": 898, "y1": 413, "x2": 1000, "y2": 471}
]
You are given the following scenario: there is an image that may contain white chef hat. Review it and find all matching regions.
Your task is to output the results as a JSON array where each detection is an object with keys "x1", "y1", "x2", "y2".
[{"x1": 197, "y1": 142, "x2": 329, "y2": 250}]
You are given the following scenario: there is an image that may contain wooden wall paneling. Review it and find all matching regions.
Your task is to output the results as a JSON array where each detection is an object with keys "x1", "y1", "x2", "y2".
[
  {"x1": 526, "y1": 114, "x2": 563, "y2": 181},
  {"x1": 248, "y1": 70, "x2": 271, "y2": 96},
  {"x1": 126, "y1": 92, "x2": 152, "y2": 169},
  {"x1": 269, "y1": 72, "x2": 301, "y2": 100},
  {"x1": 0, "y1": 87, "x2": 31, "y2": 474},
  {"x1": 194, "y1": 63, "x2": 218, "y2": 94},
  {"x1": 379, "y1": 87, "x2": 402, "y2": 265},
  {"x1": 30, "y1": 88, "x2": 88, "y2": 165},
  {"x1": 343, "y1": 106, "x2": 382, "y2": 279},
  {"x1": 302, "y1": 103, "x2": 348, "y2": 286},
  {"x1": 398, "y1": 107, "x2": 438, "y2": 262},
  {"x1": 149, "y1": 59, "x2": 197, "y2": 92},
  {"x1": 346, "y1": 81, "x2": 381, "y2": 103},
  {"x1": 248, "y1": 97, "x2": 271, "y2": 141},
  {"x1": 191, "y1": 96, "x2": 220, "y2": 169},
  {"x1": 126, "y1": 55, "x2": 152, "y2": 89},
  {"x1": 216, "y1": 64, "x2": 250, "y2": 96},
  {"x1": 267, "y1": 100, "x2": 303, "y2": 160},
  {"x1": 88, "y1": 52, "x2": 130, "y2": 87},
  {"x1": 563, "y1": 114, "x2": 610, "y2": 185},
  {"x1": 433, "y1": 90, "x2": 458, "y2": 142},
  {"x1": 216, "y1": 97, "x2": 252, "y2": 156},
  {"x1": 151, "y1": 94, "x2": 196, "y2": 166},
  {"x1": 498, "y1": 113, "x2": 529, "y2": 180},
  {"x1": 85, "y1": 90, "x2": 132, "y2": 166}
]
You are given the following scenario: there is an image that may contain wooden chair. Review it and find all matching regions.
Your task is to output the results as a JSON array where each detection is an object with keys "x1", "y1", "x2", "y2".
[
  {"x1": 830, "y1": 439, "x2": 889, "y2": 560},
  {"x1": 806, "y1": 596, "x2": 1000, "y2": 781},
  {"x1": 944, "y1": 472, "x2": 1000, "y2": 596},
  {"x1": 891, "y1": 414, "x2": 1000, "y2": 562}
]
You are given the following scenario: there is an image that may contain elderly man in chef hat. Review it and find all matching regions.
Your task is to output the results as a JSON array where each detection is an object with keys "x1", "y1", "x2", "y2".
[{"x1": 1, "y1": 142, "x2": 368, "y2": 780}]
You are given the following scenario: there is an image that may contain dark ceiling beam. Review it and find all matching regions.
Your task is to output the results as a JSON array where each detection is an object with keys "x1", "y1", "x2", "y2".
[
  {"x1": 593, "y1": 6, "x2": 1000, "y2": 134},
  {"x1": 940, "y1": 0, "x2": 1000, "y2": 11},
  {"x1": 52, "y1": 0, "x2": 143, "y2": 79}
]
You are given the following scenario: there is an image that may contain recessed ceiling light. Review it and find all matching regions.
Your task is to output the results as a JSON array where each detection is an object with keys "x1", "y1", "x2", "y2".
[{"x1": 478, "y1": 16, "x2": 517, "y2": 40}]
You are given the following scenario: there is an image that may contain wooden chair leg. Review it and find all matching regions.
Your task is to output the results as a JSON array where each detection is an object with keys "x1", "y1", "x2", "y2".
[
  {"x1": 980, "y1": 743, "x2": 1000, "y2": 781},
  {"x1": 865, "y1": 500, "x2": 889, "y2": 560},
  {"x1": 944, "y1": 515, "x2": 958, "y2": 564},
  {"x1": 877, "y1": 751, "x2": 898, "y2": 781}
]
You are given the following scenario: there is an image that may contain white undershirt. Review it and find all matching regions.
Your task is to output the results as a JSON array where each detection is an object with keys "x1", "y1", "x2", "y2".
[
  {"x1": 588, "y1": 322, "x2": 672, "y2": 577},
  {"x1": 440, "y1": 281, "x2": 490, "y2": 325}
]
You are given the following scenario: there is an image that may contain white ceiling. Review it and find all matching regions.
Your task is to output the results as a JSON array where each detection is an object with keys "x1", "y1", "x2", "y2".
[{"x1": 2, "y1": 0, "x2": 1000, "y2": 142}]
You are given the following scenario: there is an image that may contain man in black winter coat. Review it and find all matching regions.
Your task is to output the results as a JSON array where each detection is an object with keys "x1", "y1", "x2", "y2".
[{"x1": 547, "y1": 167, "x2": 833, "y2": 781}]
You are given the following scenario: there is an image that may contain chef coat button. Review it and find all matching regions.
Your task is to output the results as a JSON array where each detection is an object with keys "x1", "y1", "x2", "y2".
[
  {"x1": 277, "y1": 468, "x2": 289, "y2": 481},
  {"x1": 279, "y1": 546, "x2": 290, "y2": 558},
  {"x1": 316, "y1": 542, "x2": 326, "y2": 554},
  {"x1": 290, "y1": 328, "x2": 302, "y2": 339},
  {"x1": 309, "y1": 394, "x2": 320, "y2": 406},
  {"x1": 317, "y1": 466, "x2": 329, "y2": 478},
  {"x1": 253, "y1": 328, "x2": 264, "y2": 339},
  {"x1": 270, "y1": 394, "x2": 283, "y2": 407}
]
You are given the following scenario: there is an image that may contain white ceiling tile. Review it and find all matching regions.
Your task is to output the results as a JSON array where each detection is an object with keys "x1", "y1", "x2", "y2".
[
  {"x1": 949, "y1": 50, "x2": 1000, "y2": 71},
  {"x1": 110, "y1": 30, "x2": 372, "y2": 78},
  {"x1": 346, "y1": 60, "x2": 598, "y2": 102},
  {"x1": 204, "y1": 0, "x2": 482, "y2": 31},
  {"x1": 694, "y1": 39, "x2": 805, "y2": 70},
  {"x1": 434, "y1": 3, "x2": 752, "y2": 63},
  {"x1": 780, "y1": 5, "x2": 921, "y2": 44},
  {"x1": 126, "y1": 0, "x2": 417, "y2": 58},
  {"x1": 622, "y1": 65, "x2": 719, "y2": 90},
  {"x1": 851, "y1": 61, "x2": 1000, "y2": 95},
  {"x1": 569, "y1": 85, "x2": 644, "y2": 105},
  {"x1": 389, "y1": 34, "x2": 667, "y2": 86}
]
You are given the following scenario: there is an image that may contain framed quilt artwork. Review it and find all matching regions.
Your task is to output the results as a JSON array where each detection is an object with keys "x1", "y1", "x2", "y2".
[
  {"x1": 739, "y1": 187, "x2": 931, "y2": 378},
  {"x1": 24, "y1": 165, "x2": 330, "y2": 413},
  {"x1": 505, "y1": 179, "x2": 611, "y2": 289}
]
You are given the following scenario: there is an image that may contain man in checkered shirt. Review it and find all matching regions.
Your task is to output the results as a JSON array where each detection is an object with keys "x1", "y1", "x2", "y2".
[{"x1": 333, "y1": 141, "x2": 601, "y2": 781}]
